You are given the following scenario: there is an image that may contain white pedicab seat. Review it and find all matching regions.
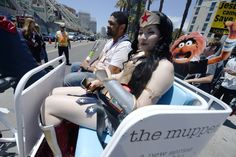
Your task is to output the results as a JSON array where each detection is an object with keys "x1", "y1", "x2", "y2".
[
  {"x1": 74, "y1": 79, "x2": 231, "y2": 157},
  {"x1": 13, "y1": 56, "x2": 66, "y2": 157}
]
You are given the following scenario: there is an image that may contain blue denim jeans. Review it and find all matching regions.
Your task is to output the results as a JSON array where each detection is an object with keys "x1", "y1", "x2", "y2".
[
  {"x1": 63, "y1": 62, "x2": 96, "y2": 86},
  {"x1": 70, "y1": 62, "x2": 81, "y2": 72}
]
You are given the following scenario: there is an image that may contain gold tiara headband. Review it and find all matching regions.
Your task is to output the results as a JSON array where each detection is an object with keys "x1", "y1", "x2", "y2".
[{"x1": 140, "y1": 10, "x2": 160, "y2": 28}]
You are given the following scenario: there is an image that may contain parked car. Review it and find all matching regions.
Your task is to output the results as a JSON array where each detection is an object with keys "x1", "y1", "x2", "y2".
[
  {"x1": 42, "y1": 33, "x2": 56, "y2": 42},
  {"x1": 68, "y1": 32, "x2": 79, "y2": 41},
  {"x1": 77, "y1": 34, "x2": 83, "y2": 40},
  {"x1": 88, "y1": 35, "x2": 96, "y2": 41}
]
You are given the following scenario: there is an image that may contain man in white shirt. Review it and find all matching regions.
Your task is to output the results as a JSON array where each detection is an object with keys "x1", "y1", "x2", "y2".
[
  {"x1": 214, "y1": 53, "x2": 236, "y2": 105},
  {"x1": 64, "y1": 11, "x2": 132, "y2": 86}
]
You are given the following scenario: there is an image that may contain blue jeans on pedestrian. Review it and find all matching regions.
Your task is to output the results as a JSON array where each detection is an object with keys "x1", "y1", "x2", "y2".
[
  {"x1": 63, "y1": 62, "x2": 96, "y2": 86},
  {"x1": 40, "y1": 48, "x2": 48, "y2": 63}
]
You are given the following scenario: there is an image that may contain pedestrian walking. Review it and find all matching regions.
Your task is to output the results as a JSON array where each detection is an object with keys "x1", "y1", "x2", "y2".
[{"x1": 55, "y1": 23, "x2": 71, "y2": 65}]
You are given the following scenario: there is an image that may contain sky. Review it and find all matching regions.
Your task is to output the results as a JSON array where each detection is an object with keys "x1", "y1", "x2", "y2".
[{"x1": 57, "y1": 0, "x2": 197, "y2": 33}]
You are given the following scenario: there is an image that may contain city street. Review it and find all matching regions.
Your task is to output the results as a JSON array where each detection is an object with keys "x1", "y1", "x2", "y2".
[{"x1": 0, "y1": 40, "x2": 236, "y2": 157}]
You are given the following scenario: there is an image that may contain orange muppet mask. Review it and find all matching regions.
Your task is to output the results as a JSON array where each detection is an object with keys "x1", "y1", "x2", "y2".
[{"x1": 171, "y1": 32, "x2": 206, "y2": 64}]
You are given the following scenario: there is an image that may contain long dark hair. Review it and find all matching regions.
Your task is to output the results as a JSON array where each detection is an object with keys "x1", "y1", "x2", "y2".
[{"x1": 128, "y1": 11, "x2": 173, "y2": 98}]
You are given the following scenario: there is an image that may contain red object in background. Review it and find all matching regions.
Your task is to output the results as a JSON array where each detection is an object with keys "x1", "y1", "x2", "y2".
[{"x1": 0, "y1": 16, "x2": 17, "y2": 33}]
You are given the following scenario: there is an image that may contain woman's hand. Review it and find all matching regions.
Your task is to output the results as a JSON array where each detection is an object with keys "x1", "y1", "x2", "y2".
[
  {"x1": 80, "y1": 60, "x2": 90, "y2": 70},
  {"x1": 184, "y1": 79, "x2": 192, "y2": 83},
  {"x1": 87, "y1": 79, "x2": 103, "y2": 92},
  {"x1": 225, "y1": 21, "x2": 236, "y2": 39}
]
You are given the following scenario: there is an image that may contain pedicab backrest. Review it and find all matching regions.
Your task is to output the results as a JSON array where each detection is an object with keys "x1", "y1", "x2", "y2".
[
  {"x1": 75, "y1": 80, "x2": 209, "y2": 157},
  {"x1": 157, "y1": 82, "x2": 201, "y2": 106},
  {"x1": 14, "y1": 56, "x2": 66, "y2": 157},
  {"x1": 100, "y1": 78, "x2": 231, "y2": 157},
  {"x1": 101, "y1": 104, "x2": 231, "y2": 157}
]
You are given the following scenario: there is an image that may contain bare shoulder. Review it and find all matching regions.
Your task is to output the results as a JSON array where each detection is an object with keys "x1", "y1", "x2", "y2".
[{"x1": 158, "y1": 59, "x2": 174, "y2": 71}]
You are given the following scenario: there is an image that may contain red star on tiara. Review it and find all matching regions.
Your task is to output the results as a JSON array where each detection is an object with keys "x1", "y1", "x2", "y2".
[{"x1": 141, "y1": 12, "x2": 151, "y2": 24}]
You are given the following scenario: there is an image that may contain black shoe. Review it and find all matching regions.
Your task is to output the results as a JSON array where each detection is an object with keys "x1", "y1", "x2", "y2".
[{"x1": 66, "y1": 63, "x2": 72, "y2": 66}]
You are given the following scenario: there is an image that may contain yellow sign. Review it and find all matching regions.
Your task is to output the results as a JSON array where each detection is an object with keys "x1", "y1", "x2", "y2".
[{"x1": 210, "y1": 2, "x2": 236, "y2": 34}]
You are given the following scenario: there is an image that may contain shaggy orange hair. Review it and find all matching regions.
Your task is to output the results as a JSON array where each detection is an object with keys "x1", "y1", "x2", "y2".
[{"x1": 171, "y1": 32, "x2": 206, "y2": 64}]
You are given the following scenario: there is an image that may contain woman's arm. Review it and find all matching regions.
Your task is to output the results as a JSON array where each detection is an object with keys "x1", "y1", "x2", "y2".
[
  {"x1": 185, "y1": 75, "x2": 214, "y2": 84},
  {"x1": 208, "y1": 21, "x2": 236, "y2": 64},
  {"x1": 136, "y1": 59, "x2": 174, "y2": 108}
]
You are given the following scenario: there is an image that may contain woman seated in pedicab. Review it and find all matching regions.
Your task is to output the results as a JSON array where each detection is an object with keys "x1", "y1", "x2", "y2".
[{"x1": 39, "y1": 10, "x2": 174, "y2": 157}]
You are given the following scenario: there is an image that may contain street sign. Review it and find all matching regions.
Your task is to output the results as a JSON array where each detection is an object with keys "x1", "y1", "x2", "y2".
[{"x1": 210, "y1": 2, "x2": 236, "y2": 35}]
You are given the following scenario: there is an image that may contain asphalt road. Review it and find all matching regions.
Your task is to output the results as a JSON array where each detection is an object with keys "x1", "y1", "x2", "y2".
[{"x1": 0, "y1": 40, "x2": 236, "y2": 157}]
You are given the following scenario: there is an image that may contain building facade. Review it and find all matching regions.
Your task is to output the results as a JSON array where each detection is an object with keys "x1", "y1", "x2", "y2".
[
  {"x1": 78, "y1": 11, "x2": 97, "y2": 34},
  {"x1": 78, "y1": 12, "x2": 90, "y2": 31},
  {"x1": 100, "y1": 26, "x2": 106, "y2": 37},
  {"x1": 187, "y1": 0, "x2": 236, "y2": 39},
  {"x1": 90, "y1": 18, "x2": 97, "y2": 34}
]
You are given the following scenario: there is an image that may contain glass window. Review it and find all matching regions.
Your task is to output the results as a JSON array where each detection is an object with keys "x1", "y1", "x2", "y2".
[
  {"x1": 205, "y1": 13, "x2": 212, "y2": 22},
  {"x1": 202, "y1": 23, "x2": 208, "y2": 31},
  {"x1": 209, "y1": 2, "x2": 217, "y2": 11},
  {"x1": 0, "y1": 0, "x2": 4, "y2": 6},
  {"x1": 189, "y1": 25, "x2": 194, "y2": 32},
  {"x1": 198, "y1": 0, "x2": 203, "y2": 5},
  {"x1": 195, "y1": 7, "x2": 200, "y2": 15},
  {"x1": 192, "y1": 16, "x2": 197, "y2": 24}
]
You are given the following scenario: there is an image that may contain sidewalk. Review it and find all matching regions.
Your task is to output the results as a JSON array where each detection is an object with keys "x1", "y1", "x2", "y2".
[{"x1": 199, "y1": 114, "x2": 236, "y2": 157}]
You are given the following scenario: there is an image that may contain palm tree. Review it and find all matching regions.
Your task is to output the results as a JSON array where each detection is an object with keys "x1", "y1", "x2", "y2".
[
  {"x1": 115, "y1": 0, "x2": 146, "y2": 41},
  {"x1": 115, "y1": 0, "x2": 128, "y2": 11},
  {"x1": 159, "y1": 0, "x2": 164, "y2": 12},
  {"x1": 126, "y1": 0, "x2": 131, "y2": 16},
  {"x1": 146, "y1": 0, "x2": 153, "y2": 10},
  {"x1": 176, "y1": 0, "x2": 192, "y2": 39},
  {"x1": 127, "y1": 0, "x2": 146, "y2": 41}
]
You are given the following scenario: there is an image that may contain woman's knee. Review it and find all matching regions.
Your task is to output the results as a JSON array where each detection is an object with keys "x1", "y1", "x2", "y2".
[
  {"x1": 44, "y1": 96, "x2": 58, "y2": 111},
  {"x1": 52, "y1": 86, "x2": 86, "y2": 95}
]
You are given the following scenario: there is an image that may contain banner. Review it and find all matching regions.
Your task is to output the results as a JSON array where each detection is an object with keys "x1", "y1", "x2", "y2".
[{"x1": 210, "y1": 2, "x2": 236, "y2": 35}]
